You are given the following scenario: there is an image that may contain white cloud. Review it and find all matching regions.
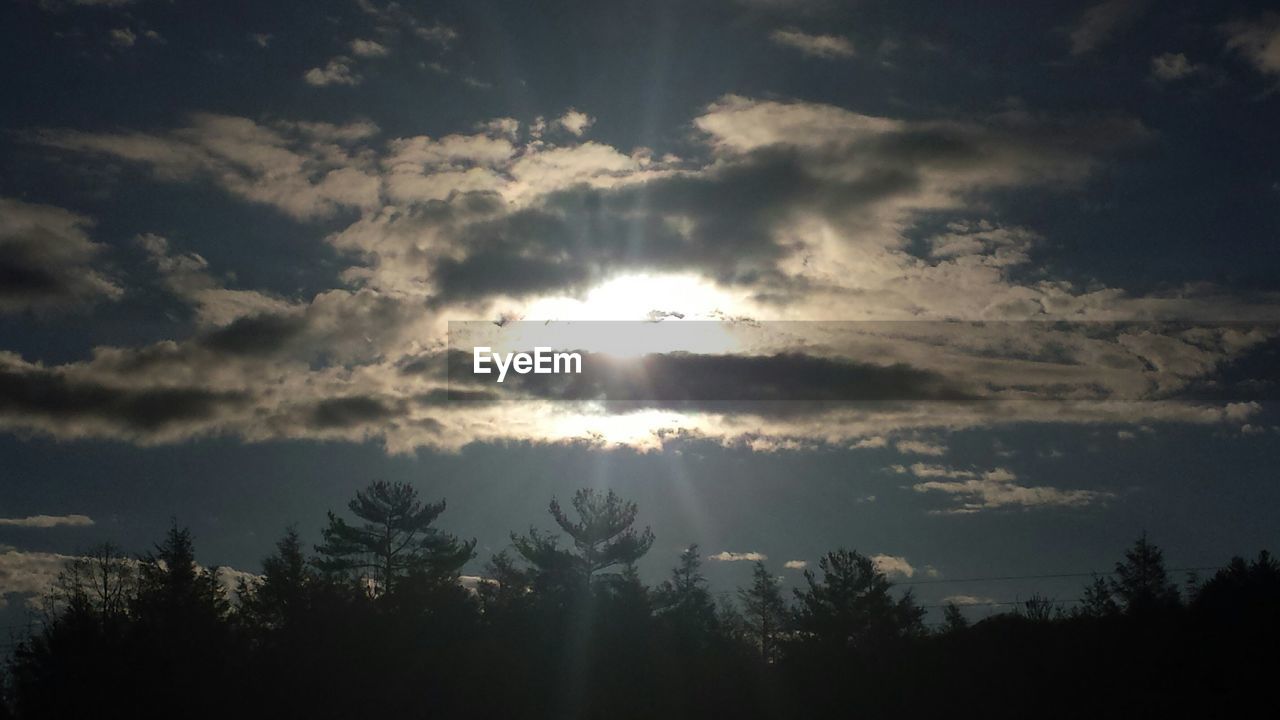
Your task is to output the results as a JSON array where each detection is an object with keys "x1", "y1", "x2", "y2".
[
  {"x1": 853, "y1": 436, "x2": 887, "y2": 449},
  {"x1": 37, "y1": 114, "x2": 381, "y2": 220},
  {"x1": 770, "y1": 28, "x2": 854, "y2": 59},
  {"x1": 557, "y1": 109, "x2": 595, "y2": 137},
  {"x1": 783, "y1": 560, "x2": 807, "y2": 570},
  {"x1": 349, "y1": 38, "x2": 390, "y2": 57},
  {"x1": 304, "y1": 57, "x2": 362, "y2": 87},
  {"x1": 708, "y1": 551, "x2": 767, "y2": 562},
  {"x1": 870, "y1": 554, "x2": 938, "y2": 579},
  {"x1": 942, "y1": 594, "x2": 995, "y2": 606},
  {"x1": 0, "y1": 548, "x2": 73, "y2": 609},
  {"x1": 0, "y1": 514, "x2": 94, "y2": 528},
  {"x1": 895, "y1": 439, "x2": 947, "y2": 456},
  {"x1": 902, "y1": 463, "x2": 1111, "y2": 513}
]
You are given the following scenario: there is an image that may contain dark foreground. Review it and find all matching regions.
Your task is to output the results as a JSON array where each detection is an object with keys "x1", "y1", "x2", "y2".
[{"x1": 4, "y1": 482, "x2": 1277, "y2": 719}]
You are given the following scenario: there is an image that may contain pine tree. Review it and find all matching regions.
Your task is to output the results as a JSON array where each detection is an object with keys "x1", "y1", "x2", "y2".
[
  {"x1": 655, "y1": 545, "x2": 719, "y2": 640},
  {"x1": 132, "y1": 522, "x2": 229, "y2": 624},
  {"x1": 1109, "y1": 533, "x2": 1180, "y2": 614},
  {"x1": 941, "y1": 602, "x2": 969, "y2": 633},
  {"x1": 315, "y1": 480, "x2": 475, "y2": 595},
  {"x1": 511, "y1": 488, "x2": 654, "y2": 589},
  {"x1": 240, "y1": 527, "x2": 316, "y2": 630},
  {"x1": 793, "y1": 548, "x2": 924, "y2": 651},
  {"x1": 738, "y1": 560, "x2": 788, "y2": 662}
]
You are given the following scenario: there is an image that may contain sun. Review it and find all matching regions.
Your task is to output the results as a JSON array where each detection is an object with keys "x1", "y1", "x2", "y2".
[{"x1": 523, "y1": 272, "x2": 741, "y2": 321}]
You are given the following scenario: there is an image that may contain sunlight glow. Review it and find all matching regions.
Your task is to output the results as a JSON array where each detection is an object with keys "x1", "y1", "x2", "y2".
[{"x1": 524, "y1": 273, "x2": 742, "y2": 322}]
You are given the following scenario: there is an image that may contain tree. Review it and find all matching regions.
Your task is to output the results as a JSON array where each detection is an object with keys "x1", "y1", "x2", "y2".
[
  {"x1": 47, "y1": 543, "x2": 135, "y2": 624},
  {"x1": 1079, "y1": 575, "x2": 1119, "y2": 617},
  {"x1": 132, "y1": 522, "x2": 228, "y2": 625},
  {"x1": 1109, "y1": 534, "x2": 1180, "y2": 614},
  {"x1": 315, "y1": 480, "x2": 474, "y2": 595},
  {"x1": 1193, "y1": 550, "x2": 1280, "y2": 625},
  {"x1": 941, "y1": 602, "x2": 969, "y2": 633},
  {"x1": 654, "y1": 545, "x2": 719, "y2": 640},
  {"x1": 239, "y1": 528, "x2": 317, "y2": 630},
  {"x1": 792, "y1": 549, "x2": 924, "y2": 651},
  {"x1": 1020, "y1": 593, "x2": 1056, "y2": 622},
  {"x1": 738, "y1": 561, "x2": 788, "y2": 662},
  {"x1": 511, "y1": 488, "x2": 654, "y2": 590}
]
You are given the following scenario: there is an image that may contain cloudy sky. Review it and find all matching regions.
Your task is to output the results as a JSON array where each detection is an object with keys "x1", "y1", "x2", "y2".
[{"x1": 3, "y1": 0, "x2": 1280, "y2": 624}]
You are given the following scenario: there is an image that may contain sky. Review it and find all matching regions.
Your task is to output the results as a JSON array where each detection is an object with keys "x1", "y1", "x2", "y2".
[{"x1": 2, "y1": 0, "x2": 1280, "y2": 627}]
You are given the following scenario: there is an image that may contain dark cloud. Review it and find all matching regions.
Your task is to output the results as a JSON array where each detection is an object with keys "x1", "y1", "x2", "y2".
[
  {"x1": 449, "y1": 350, "x2": 974, "y2": 405},
  {"x1": 197, "y1": 312, "x2": 309, "y2": 356},
  {"x1": 308, "y1": 396, "x2": 403, "y2": 429},
  {"x1": 0, "y1": 360, "x2": 247, "y2": 434},
  {"x1": 0, "y1": 198, "x2": 121, "y2": 314}
]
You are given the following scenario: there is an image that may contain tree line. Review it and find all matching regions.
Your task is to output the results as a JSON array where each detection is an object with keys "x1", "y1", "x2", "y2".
[{"x1": 3, "y1": 480, "x2": 1278, "y2": 719}]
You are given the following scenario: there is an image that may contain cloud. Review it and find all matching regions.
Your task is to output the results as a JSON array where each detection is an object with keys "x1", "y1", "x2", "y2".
[
  {"x1": 0, "y1": 546, "x2": 256, "y2": 610},
  {"x1": 942, "y1": 594, "x2": 995, "y2": 606},
  {"x1": 895, "y1": 439, "x2": 947, "y2": 456},
  {"x1": 1151, "y1": 53, "x2": 1199, "y2": 82},
  {"x1": 0, "y1": 514, "x2": 94, "y2": 528},
  {"x1": 1068, "y1": 0, "x2": 1151, "y2": 55},
  {"x1": 0, "y1": 548, "x2": 73, "y2": 610},
  {"x1": 349, "y1": 38, "x2": 389, "y2": 58},
  {"x1": 136, "y1": 233, "x2": 295, "y2": 326},
  {"x1": 108, "y1": 27, "x2": 136, "y2": 48},
  {"x1": 870, "y1": 554, "x2": 938, "y2": 579},
  {"x1": 783, "y1": 560, "x2": 807, "y2": 570},
  {"x1": 901, "y1": 463, "x2": 1111, "y2": 513},
  {"x1": 770, "y1": 28, "x2": 854, "y2": 59},
  {"x1": 708, "y1": 551, "x2": 767, "y2": 562},
  {"x1": 304, "y1": 57, "x2": 362, "y2": 86},
  {"x1": 13, "y1": 100, "x2": 1279, "y2": 454},
  {"x1": 355, "y1": 0, "x2": 457, "y2": 47},
  {"x1": 0, "y1": 351, "x2": 251, "y2": 442},
  {"x1": 0, "y1": 197, "x2": 123, "y2": 314},
  {"x1": 557, "y1": 109, "x2": 595, "y2": 137},
  {"x1": 1223, "y1": 14, "x2": 1280, "y2": 77},
  {"x1": 36, "y1": 114, "x2": 382, "y2": 220}
]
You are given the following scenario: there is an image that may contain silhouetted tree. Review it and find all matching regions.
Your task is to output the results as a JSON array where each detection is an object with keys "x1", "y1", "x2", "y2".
[
  {"x1": 738, "y1": 560, "x2": 788, "y2": 662},
  {"x1": 511, "y1": 488, "x2": 655, "y2": 590},
  {"x1": 941, "y1": 602, "x2": 969, "y2": 633},
  {"x1": 46, "y1": 543, "x2": 134, "y2": 624},
  {"x1": 1194, "y1": 550, "x2": 1280, "y2": 626},
  {"x1": 238, "y1": 527, "x2": 315, "y2": 631},
  {"x1": 315, "y1": 480, "x2": 474, "y2": 595},
  {"x1": 655, "y1": 545, "x2": 720, "y2": 645},
  {"x1": 1020, "y1": 594, "x2": 1056, "y2": 622},
  {"x1": 132, "y1": 522, "x2": 229, "y2": 624},
  {"x1": 1109, "y1": 534, "x2": 1180, "y2": 614},
  {"x1": 792, "y1": 548, "x2": 924, "y2": 651},
  {"x1": 1079, "y1": 574, "x2": 1120, "y2": 617}
]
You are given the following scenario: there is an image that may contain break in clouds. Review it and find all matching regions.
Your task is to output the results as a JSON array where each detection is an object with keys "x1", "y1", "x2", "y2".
[{"x1": 2, "y1": 92, "x2": 1278, "y2": 468}]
